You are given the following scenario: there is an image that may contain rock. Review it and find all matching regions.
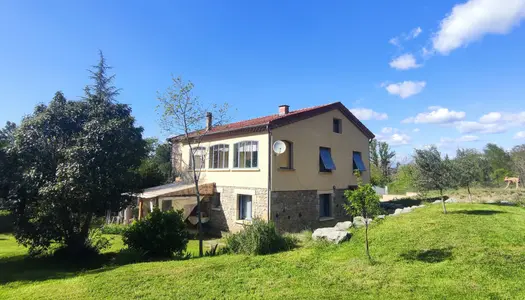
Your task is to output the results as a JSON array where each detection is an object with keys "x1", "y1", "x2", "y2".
[
  {"x1": 445, "y1": 198, "x2": 457, "y2": 203},
  {"x1": 353, "y1": 216, "x2": 373, "y2": 228},
  {"x1": 418, "y1": 204, "x2": 426, "y2": 208},
  {"x1": 432, "y1": 200, "x2": 441, "y2": 204},
  {"x1": 410, "y1": 205, "x2": 420, "y2": 210},
  {"x1": 499, "y1": 201, "x2": 514, "y2": 206},
  {"x1": 393, "y1": 208, "x2": 403, "y2": 215},
  {"x1": 334, "y1": 221, "x2": 353, "y2": 231},
  {"x1": 401, "y1": 207, "x2": 413, "y2": 214},
  {"x1": 312, "y1": 228, "x2": 351, "y2": 244},
  {"x1": 376, "y1": 215, "x2": 386, "y2": 220}
]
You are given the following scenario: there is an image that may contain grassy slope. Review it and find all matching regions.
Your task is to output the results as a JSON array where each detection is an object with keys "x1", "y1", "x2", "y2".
[{"x1": 1, "y1": 203, "x2": 525, "y2": 299}]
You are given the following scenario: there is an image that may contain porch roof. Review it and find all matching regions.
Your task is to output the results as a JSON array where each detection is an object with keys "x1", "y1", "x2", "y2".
[{"x1": 135, "y1": 182, "x2": 215, "y2": 199}]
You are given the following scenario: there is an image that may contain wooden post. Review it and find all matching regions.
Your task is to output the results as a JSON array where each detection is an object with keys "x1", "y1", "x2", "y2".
[{"x1": 138, "y1": 199, "x2": 143, "y2": 220}]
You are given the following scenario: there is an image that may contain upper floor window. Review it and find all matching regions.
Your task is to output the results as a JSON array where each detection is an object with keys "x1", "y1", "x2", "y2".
[
  {"x1": 277, "y1": 140, "x2": 293, "y2": 169},
  {"x1": 209, "y1": 144, "x2": 229, "y2": 169},
  {"x1": 333, "y1": 118, "x2": 342, "y2": 133},
  {"x1": 234, "y1": 141, "x2": 258, "y2": 168},
  {"x1": 353, "y1": 151, "x2": 366, "y2": 172},
  {"x1": 189, "y1": 147, "x2": 206, "y2": 169},
  {"x1": 319, "y1": 147, "x2": 336, "y2": 172}
]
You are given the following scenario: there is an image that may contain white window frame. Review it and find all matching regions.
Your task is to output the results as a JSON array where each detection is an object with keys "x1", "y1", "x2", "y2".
[
  {"x1": 233, "y1": 141, "x2": 259, "y2": 169},
  {"x1": 189, "y1": 146, "x2": 206, "y2": 169},
  {"x1": 209, "y1": 144, "x2": 230, "y2": 169}
]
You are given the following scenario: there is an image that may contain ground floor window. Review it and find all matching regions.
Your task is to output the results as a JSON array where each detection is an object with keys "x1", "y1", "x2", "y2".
[
  {"x1": 238, "y1": 194, "x2": 252, "y2": 220},
  {"x1": 319, "y1": 194, "x2": 332, "y2": 218}
]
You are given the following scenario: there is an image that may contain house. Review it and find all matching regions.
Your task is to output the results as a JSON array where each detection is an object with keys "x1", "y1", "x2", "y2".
[{"x1": 136, "y1": 102, "x2": 374, "y2": 234}]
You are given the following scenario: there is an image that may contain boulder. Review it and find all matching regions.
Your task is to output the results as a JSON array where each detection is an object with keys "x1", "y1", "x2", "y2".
[
  {"x1": 418, "y1": 204, "x2": 426, "y2": 208},
  {"x1": 376, "y1": 215, "x2": 386, "y2": 220},
  {"x1": 393, "y1": 208, "x2": 403, "y2": 215},
  {"x1": 312, "y1": 228, "x2": 351, "y2": 244},
  {"x1": 445, "y1": 198, "x2": 457, "y2": 203},
  {"x1": 334, "y1": 221, "x2": 353, "y2": 231},
  {"x1": 432, "y1": 200, "x2": 441, "y2": 204},
  {"x1": 353, "y1": 216, "x2": 373, "y2": 228},
  {"x1": 410, "y1": 205, "x2": 420, "y2": 210},
  {"x1": 401, "y1": 207, "x2": 413, "y2": 213}
]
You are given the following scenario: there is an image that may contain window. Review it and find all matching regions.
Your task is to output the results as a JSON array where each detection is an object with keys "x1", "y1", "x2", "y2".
[
  {"x1": 189, "y1": 147, "x2": 206, "y2": 169},
  {"x1": 161, "y1": 199, "x2": 173, "y2": 211},
  {"x1": 353, "y1": 152, "x2": 366, "y2": 172},
  {"x1": 209, "y1": 144, "x2": 229, "y2": 169},
  {"x1": 333, "y1": 118, "x2": 342, "y2": 133},
  {"x1": 277, "y1": 140, "x2": 293, "y2": 169},
  {"x1": 238, "y1": 195, "x2": 252, "y2": 220},
  {"x1": 319, "y1": 194, "x2": 332, "y2": 218},
  {"x1": 212, "y1": 193, "x2": 221, "y2": 209},
  {"x1": 233, "y1": 141, "x2": 258, "y2": 168},
  {"x1": 319, "y1": 147, "x2": 336, "y2": 172}
]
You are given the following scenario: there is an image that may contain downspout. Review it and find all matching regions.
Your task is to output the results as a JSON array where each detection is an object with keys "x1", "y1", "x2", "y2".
[
  {"x1": 267, "y1": 124, "x2": 272, "y2": 222},
  {"x1": 368, "y1": 138, "x2": 373, "y2": 184}
]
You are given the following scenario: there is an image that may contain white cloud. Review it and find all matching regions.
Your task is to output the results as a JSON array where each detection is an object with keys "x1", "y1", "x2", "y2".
[
  {"x1": 479, "y1": 112, "x2": 502, "y2": 123},
  {"x1": 413, "y1": 128, "x2": 420, "y2": 132},
  {"x1": 389, "y1": 54, "x2": 422, "y2": 70},
  {"x1": 438, "y1": 135, "x2": 479, "y2": 147},
  {"x1": 409, "y1": 27, "x2": 423, "y2": 39},
  {"x1": 514, "y1": 131, "x2": 525, "y2": 139},
  {"x1": 350, "y1": 108, "x2": 388, "y2": 120},
  {"x1": 383, "y1": 81, "x2": 426, "y2": 99},
  {"x1": 432, "y1": 0, "x2": 525, "y2": 55},
  {"x1": 402, "y1": 107, "x2": 466, "y2": 124},
  {"x1": 389, "y1": 37, "x2": 401, "y2": 47},
  {"x1": 376, "y1": 128, "x2": 411, "y2": 146},
  {"x1": 457, "y1": 135, "x2": 480, "y2": 142},
  {"x1": 456, "y1": 121, "x2": 507, "y2": 134}
]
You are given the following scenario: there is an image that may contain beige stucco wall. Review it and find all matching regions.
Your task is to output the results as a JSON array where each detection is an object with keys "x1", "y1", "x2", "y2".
[
  {"x1": 176, "y1": 132, "x2": 269, "y2": 189},
  {"x1": 270, "y1": 109, "x2": 371, "y2": 191}
]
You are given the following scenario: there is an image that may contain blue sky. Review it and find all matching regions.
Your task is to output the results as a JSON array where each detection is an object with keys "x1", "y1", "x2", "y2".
[{"x1": 1, "y1": 0, "x2": 525, "y2": 158}]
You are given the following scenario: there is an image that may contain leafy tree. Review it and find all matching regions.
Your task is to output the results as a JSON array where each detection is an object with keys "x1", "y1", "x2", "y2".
[
  {"x1": 414, "y1": 146, "x2": 452, "y2": 214},
  {"x1": 510, "y1": 144, "x2": 525, "y2": 188},
  {"x1": 137, "y1": 138, "x2": 174, "y2": 189},
  {"x1": 484, "y1": 143, "x2": 512, "y2": 184},
  {"x1": 157, "y1": 76, "x2": 229, "y2": 257},
  {"x1": 0, "y1": 122, "x2": 16, "y2": 207},
  {"x1": 378, "y1": 141, "x2": 395, "y2": 183},
  {"x1": 369, "y1": 163, "x2": 383, "y2": 187},
  {"x1": 454, "y1": 148, "x2": 482, "y2": 202},
  {"x1": 388, "y1": 163, "x2": 417, "y2": 194},
  {"x1": 370, "y1": 139, "x2": 379, "y2": 169},
  {"x1": 10, "y1": 53, "x2": 146, "y2": 255},
  {"x1": 344, "y1": 173, "x2": 381, "y2": 260}
]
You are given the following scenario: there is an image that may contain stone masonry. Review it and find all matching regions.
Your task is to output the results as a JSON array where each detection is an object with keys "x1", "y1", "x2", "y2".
[
  {"x1": 207, "y1": 186, "x2": 268, "y2": 234},
  {"x1": 271, "y1": 189, "x2": 350, "y2": 232}
]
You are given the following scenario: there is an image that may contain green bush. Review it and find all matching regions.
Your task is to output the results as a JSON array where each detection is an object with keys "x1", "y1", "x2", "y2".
[
  {"x1": 122, "y1": 208, "x2": 188, "y2": 258},
  {"x1": 223, "y1": 219, "x2": 297, "y2": 255},
  {"x1": 0, "y1": 210, "x2": 13, "y2": 233},
  {"x1": 101, "y1": 223, "x2": 128, "y2": 235}
]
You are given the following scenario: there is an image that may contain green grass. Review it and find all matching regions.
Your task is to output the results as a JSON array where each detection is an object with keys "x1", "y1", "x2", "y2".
[{"x1": 2, "y1": 203, "x2": 525, "y2": 299}]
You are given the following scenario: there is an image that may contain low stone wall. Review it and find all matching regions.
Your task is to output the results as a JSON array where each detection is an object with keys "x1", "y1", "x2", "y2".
[{"x1": 270, "y1": 189, "x2": 350, "y2": 232}]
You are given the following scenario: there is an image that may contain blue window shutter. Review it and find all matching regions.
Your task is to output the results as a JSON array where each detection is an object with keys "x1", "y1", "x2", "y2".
[
  {"x1": 320, "y1": 148, "x2": 336, "y2": 170},
  {"x1": 353, "y1": 152, "x2": 366, "y2": 171}
]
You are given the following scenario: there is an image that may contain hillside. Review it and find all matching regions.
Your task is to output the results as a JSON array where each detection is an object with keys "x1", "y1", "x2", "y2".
[{"x1": 1, "y1": 203, "x2": 525, "y2": 299}]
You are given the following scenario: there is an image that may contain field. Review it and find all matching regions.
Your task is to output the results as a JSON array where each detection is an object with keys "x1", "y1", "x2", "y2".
[{"x1": 1, "y1": 203, "x2": 525, "y2": 299}]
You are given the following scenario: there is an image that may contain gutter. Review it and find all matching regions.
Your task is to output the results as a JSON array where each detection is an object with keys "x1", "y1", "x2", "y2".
[{"x1": 267, "y1": 124, "x2": 272, "y2": 222}]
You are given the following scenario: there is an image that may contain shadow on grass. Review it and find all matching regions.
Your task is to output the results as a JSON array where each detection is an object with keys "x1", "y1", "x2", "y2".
[
  {"x1": 388, "y1": 196, "x2": 449, "y2": 207},
  {"x1": 451, "y1": 210, "x2": 505, "y2": 215},
  {"x1": 400, "y1": 247, "x2": 453, "y2": 263}
]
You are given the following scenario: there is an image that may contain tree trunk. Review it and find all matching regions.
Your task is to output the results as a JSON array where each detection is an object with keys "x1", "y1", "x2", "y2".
[
  {"x1": 190, "y1": 153, "x2": 204, "y2": 258},
  {"x1": 441, "y1": 190, "x2": 447, "y2": 214},
  {"x1": 467, "y1": 185, "x2": 472, "y2": 203},
  {"x1": 364, "y1": 217, "x2": 371, "y2": 260}
]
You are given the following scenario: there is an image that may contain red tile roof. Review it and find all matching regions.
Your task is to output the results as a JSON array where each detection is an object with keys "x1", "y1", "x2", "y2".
[{"x1": 172, "y1": 102, "x2": 374, "y2": 141}]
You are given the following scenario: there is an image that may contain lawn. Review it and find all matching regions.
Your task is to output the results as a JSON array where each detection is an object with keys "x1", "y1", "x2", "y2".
[{"x1": 1, "y1": 203, "x2": 525, "y2": 299}]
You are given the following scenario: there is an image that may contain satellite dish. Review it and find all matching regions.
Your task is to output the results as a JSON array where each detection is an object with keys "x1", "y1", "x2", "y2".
[{"x1": 272, "y1": 140, "x2": 287, "y2": 154}]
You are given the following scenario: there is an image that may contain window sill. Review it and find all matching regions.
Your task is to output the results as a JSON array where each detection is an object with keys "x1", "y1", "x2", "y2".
[
  {"x1": 206, "y1": 169, "x2": 231, "y2": 172},
  {"x1": 211, "y1": 207, "x2": 222, "y2": 211},
  {"x1": 278, "y1": 167, "x2": 295, "y2": 172},
  {"x1": 235, "y1": 219, "x2": 252, "y2": 225},
  {"x1": 319, "y1": 217, "x2": 334, "y2": 222},
  {"x1": 231, "y1": 168, "x2": 260, "y2": 172},
  {"x1": 319, "y1": 171, "x2": 333, "y2": 174}
]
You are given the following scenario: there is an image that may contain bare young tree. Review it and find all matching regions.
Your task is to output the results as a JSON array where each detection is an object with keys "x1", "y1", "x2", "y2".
[{"x1": 157, "y1": 76, "x2": 229, "y2": 257}]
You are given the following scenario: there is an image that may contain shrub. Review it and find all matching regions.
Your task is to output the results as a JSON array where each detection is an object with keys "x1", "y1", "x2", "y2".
[
  {"x1": 223, "y1": 219, "x2": 297, "y2": 255},
  {"x1": 101, "y1": 223, "x2": 128, "y2": 235},
  {"x1": 122, "y1": 208, "x2": 188, "y2": 258}
]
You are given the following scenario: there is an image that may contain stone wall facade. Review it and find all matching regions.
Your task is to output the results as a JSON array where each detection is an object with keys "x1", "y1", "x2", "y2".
[
  {"x1": 270, "y1": 189, "x2": 350, "y2": 232},
  {"x1": 207, "y1": 186, "x2": 268, "y2": 234}
]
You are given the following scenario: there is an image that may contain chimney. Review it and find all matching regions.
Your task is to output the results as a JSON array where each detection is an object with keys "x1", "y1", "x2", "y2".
[
  {"x1": 206, "y1": 112, "x2": 212, "y2": 131},
  {"x1": 278, "y1": 105, "x2": 290, "y2": 116}
]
